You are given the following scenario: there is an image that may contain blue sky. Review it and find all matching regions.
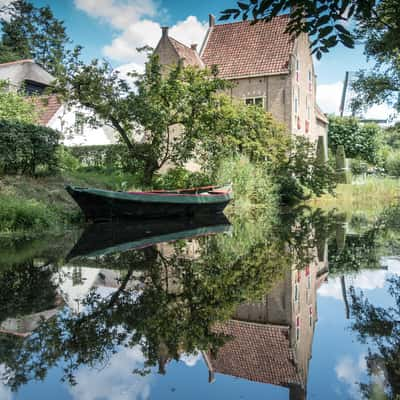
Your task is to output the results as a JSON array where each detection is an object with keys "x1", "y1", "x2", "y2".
[{"x1": 21, "y1": 0, "x2": 389, "y2": 117}]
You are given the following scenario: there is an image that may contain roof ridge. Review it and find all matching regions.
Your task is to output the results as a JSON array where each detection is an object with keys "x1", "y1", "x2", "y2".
[
  {"x1": 0, "y1": 59, "x2": 35, "y2": 67},
  {"x1": 213, "y1": 13, "x2": 290, "y2": 27},
  {"x1": 168, "y1": 35, "x2": 194, "y2": 50}
]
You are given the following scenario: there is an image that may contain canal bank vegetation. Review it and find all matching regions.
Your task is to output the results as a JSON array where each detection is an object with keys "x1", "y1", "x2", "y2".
[{"x1": 0, "y1": 53, "x2": 336, "y2": 234}]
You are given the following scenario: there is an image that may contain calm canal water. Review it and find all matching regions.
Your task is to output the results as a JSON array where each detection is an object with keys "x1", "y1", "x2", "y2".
[{"x1": 0, "y1": 207, "x2": 399, "y2": 400}]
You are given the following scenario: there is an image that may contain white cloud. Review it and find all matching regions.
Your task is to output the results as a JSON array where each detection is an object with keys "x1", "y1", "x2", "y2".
[
  {"x1": 335, "y1": 354, "x2": 367, "y2": 399},
  {"x1": 75, "y1": 0, "x2": 207, "y2": 69},
  {"x1": 180, "y1": 352, "x2": 201, "y2": 367},
  {"x1": 103, "y1": 19, "x2": 161, "y2": 64},
  {"x1": 0, "y1": 365, "x2": 12, "y2": 400},
  {"x1": 74, "y1": 0, "x2": 157, "y2": 29},
  {"x1": 104, "y1": 16, "x2": 207, "y2": 66},
  {"x1": 169, "y1": 16, "x2": 208, "y2": 49},
  {"x1": 319, "y1": 257, "x2": 400, "y2": 300},
  {"x1": 317, "y1": 81, "x2": 399, "y2": 122},
  {"x1": 317, "y1": 81, "x2": 343, "y2": 115},
  {"x1": 69, "y1": 345, "x2": 152, "y2": 400}
]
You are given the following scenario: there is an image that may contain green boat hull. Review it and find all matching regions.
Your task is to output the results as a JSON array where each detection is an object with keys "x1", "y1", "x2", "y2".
[{"x1": 65, "y1": 185, "x2": 232, "y2": 221}]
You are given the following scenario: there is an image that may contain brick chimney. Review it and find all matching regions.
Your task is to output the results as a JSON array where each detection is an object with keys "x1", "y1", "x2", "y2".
[
  {"x1": 209, "y1": 14, "x2": 215, "y2": 27},
  {"x1": 161, "y1": 26, "x2": 169, "y2": 38},
  {"x1": 191, "y1": 44, "x2": 198, "y2": 51}
]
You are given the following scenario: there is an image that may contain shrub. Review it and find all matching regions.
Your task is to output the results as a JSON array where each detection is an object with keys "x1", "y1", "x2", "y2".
[
  {"x1": 328, "y1": 116, "x2": 381, "y2": 164},
  {"x1": 0, "y1": 81, "x2": 38, "y2": 124},
  {"x1": 0, "y1": 120, "x2": 60, "y2": 176},
  {"x1": 0, "y1": 195, "x2": 55, "y2": 233},
  {"x1": 57, "y1": 146, "x2": 80, "y2": 172},
  {"x1": 215, "y1": 156, "x2": 278, "y2": 210},
  {"x1": 152, "y1": 167, "x2": 209, "y2": 190},
  {"x1": 385, "y1": 151, "x2": 400, "y2": 176},
  {"x1": 68, "y1": 144, "x2": 143, "y2": 172},
  {"x1": 351, "y1": 158, "x2": 368, "y2": 175}
]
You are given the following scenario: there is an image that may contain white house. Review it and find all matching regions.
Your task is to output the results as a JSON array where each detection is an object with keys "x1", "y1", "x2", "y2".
[{"x1": 0, "y1": 59, "x2": 117, "y2": 146}]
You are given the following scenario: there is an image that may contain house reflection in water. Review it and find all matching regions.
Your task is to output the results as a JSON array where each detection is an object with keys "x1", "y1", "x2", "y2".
[{"x1": 203, "y1": 241, "x2": 329, "y2": 400}]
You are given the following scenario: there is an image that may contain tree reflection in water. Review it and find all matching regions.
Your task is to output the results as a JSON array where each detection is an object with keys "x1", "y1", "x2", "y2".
[
  {"x1": 0, "y1": 212, "x2": 290, "y2": 391},
  {"x1": 0, "y1": 206, "x2": 399, "y2": 399}
]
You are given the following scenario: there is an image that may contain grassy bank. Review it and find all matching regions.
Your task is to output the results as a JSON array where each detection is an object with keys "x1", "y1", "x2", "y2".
[
  {"x1": 0, "y1": 169, "x2": 140, "y2": 236},
  {"x1": 308, "y1": 177, "x2": 400, "y2": 217}
]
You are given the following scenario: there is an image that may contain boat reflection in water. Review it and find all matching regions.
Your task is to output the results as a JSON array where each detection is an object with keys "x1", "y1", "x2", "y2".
[{"x1": 67, "y1": 213, "x2": 232, "y2": 260}]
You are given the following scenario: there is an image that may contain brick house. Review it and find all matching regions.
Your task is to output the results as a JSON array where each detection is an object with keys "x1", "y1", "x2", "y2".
[
  {"x1": 201, "y1": 239, "x2": 329, "y2": 400},
  {"x1": 154, "y1": 14, "x2": 329, "y2": 159}
]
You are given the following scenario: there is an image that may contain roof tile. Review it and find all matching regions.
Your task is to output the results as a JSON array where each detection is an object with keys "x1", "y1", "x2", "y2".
[
  {"x1": 201, "y1": 15, "x2": 294, "y2": 78},
  {"x1": 208, "y1": 319, "x2": 303, "y2": 387},
  {"x1": 29, "y1": 94, "x2": 62, "y2": 125},
  {"x1": 169, "y1": 37, "x2": 204, "y2": 68}
]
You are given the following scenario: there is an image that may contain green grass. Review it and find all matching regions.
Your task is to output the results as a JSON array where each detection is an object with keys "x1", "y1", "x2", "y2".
[
  {"x1": 308, "y1": 176, "x2": 400, "y2": 218},
  {"x1": 0, "y1": 168, "x2": 141, "y2": 235},
  {"x1": 0, "y1": 195, "x2": 55, "y2": 233},
  {"x1": 215, "y1": 156, "x2": 278, "y2": 215}
]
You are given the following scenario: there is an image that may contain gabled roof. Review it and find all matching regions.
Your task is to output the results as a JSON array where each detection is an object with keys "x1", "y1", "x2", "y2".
[
  {"x1": 0, "y1": 59, "x2": 54, "y2": 87},
  {"x1": 201, "y1": 15, "x2": 294, "y2": 79},
  {"x1": 30, "y1": 94, "x2": 62, "y2": 125},
  {"x1": 207, "y1": 319, "x2": 303, "y2": 388},
  {"x1": 168, "y1": 36, "x2": 204, "y2": 68},
  {"x1": 0, "y1": 59, "x2": 35, "y2": 68}
]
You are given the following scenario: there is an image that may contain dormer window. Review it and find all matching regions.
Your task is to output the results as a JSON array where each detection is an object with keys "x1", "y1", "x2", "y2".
[{"x1": 23, "y1": 80, "x2": 47, "y2": 96}]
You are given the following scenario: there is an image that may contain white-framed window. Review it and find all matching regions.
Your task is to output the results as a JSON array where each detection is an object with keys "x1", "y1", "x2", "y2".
[
  {"x1": 296, "y1": 315, "x2": 300, "y2": 341},
  {"x1": 75, "y1": 112, "x2": 85, "y2": 135},
  {"x1": 294, "y1": 283, "x2": 299, "y2": 303},
  {"x1": 308, "y1": 70, "x2": 312, "y2": 92},
  {"x1": 294, "y1": 89, "x2": 298, "y2": 115},
  {"x1": 296, "y1": 59, "x2": 300, "y2": 81},
  {"x1": 245, "y1": 97, "x2": 264, "y2": 107}
]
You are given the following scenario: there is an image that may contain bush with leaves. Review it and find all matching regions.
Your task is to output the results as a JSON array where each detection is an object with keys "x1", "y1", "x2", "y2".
[
  {"x1": 0, "y1": 81, "x2": 37, "y2": 123},
  {"x1": 0, "y1": 120, "x2": 60, "y2": 175},
  {"x1": 328, "y1": 116, "x2": 381, "y2": 164},
  {"x1": 385, "y1": 151, "x2": 400, "y2": 177},
  {"x1": 199, "y1": 96, "x2": 335, "y2": 202}
]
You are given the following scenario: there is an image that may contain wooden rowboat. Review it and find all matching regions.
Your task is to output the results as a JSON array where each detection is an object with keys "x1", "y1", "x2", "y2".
[{"x1": 65, "y1": 184, "x2": 233, "y2": 220}]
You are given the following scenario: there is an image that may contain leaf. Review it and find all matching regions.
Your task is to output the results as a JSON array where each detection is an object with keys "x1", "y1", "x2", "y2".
[
  {"x1": 237, "y1": 1, "x2": 250, "y2": 10},
  {"x1": 219, "y1": 14, "x2": 232, "y2": 21},
  {"x1": 319, "y1": 26, "x2": 334, "y2": 38},
  {"x1": 335, "y1": 24, "x2": 349, "y2": 35}
]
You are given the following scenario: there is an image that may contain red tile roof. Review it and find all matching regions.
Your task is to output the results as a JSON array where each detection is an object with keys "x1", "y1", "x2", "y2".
[
  {"x1": 201, "y1": 15, "x2": 294, "y2": 78},
  {"x1": 208, "y1": 319, "x2": 303, "y2": 387},
  {"x1": 30, "y1": 94, "x2": 62, "y2": 125},
  {"x1": 168, "y1": 37, "x2": 204, "y2": 68}
]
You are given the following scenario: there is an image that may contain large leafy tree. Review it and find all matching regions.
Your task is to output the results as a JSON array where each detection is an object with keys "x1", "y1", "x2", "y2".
[
  {"x1": 55, "y1": 50, "x2": 230, "y2": 185},
  {"x1": 350, "y1": 276, "x2": 400, "y2": 398},
  {"x1": 0, "y1": 0, "x2": 69, "y2": 74},
  {"x1": 351, "y1": 0, "x2": 400, "y2": 112}
]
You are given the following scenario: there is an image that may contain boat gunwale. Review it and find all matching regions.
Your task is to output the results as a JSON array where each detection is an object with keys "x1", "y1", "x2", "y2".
[{"x1": 66, "y1": 185, "x2": 233, "y2": 204}]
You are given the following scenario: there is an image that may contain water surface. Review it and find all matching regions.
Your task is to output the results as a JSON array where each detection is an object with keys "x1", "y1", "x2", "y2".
[{"x1": 0, "y1": 208, "x2": 399, "y2": 399}]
